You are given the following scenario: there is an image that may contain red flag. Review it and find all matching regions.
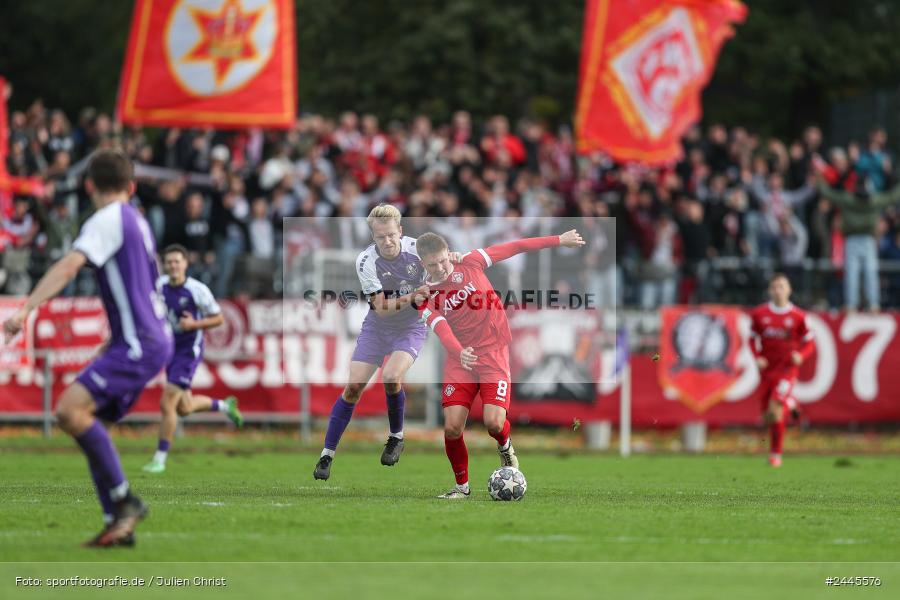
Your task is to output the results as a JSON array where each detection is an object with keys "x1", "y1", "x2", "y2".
[
  {"x1": 576, "y1": 0, "x2": 746, "y2": 164},
  {"x1": 658, "y1": 305, "x2": 743, "y2": 413},
  {"x1": 0, "y1": 76, "x2": 45, "y2": 215},
  {"x1": 117, "y1": 0, "x2": 296, "y2": 129}
]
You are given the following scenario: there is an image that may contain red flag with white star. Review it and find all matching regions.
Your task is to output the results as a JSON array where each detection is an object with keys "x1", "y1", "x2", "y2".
[{"x1": 117, "y1": 0, "x2": 296, "y2": 129}]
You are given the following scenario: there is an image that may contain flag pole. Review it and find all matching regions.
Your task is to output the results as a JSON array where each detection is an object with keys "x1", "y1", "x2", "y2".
[{"x1": 619, "y1": 360, "x2": 631, "y2": 457}]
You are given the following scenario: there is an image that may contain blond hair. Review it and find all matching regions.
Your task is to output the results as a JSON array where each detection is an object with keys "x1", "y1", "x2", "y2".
[
  {"x1": 416, "y1": 232, "x2": 448, "y2": 258},
  {"x1": 366, "y1": 203, "x2": 402, "y2": 230}
]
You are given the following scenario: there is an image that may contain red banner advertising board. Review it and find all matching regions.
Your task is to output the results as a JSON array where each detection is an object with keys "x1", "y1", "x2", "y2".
[{"x1": 1, "y1": 302, "x2": 899, "y2": 426}]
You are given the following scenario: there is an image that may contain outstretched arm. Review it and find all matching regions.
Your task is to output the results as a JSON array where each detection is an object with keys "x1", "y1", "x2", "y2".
[
  {"x1": 480, "y1": 229, "x2": 585, "y2": 266},
  {"x1": 3, "y1": 250, "x2": 86, "y2": 343}
]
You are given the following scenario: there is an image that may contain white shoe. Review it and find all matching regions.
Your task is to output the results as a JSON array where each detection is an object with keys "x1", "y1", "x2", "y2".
[
  {"x1": 499, "y1": 442, "x2": 519, "y2": 469},
  {"x1": 142, "y1": 459, "x2": 165, "y2": 473},
  {"x1": 437, "y1": 486, "x2": 470, "y2": 499}
]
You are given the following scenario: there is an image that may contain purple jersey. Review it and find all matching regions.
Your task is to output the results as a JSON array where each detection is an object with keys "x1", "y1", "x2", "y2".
[
  {"x1": 72, "y1": 202, "x2": 171, "y2": 359},
  {"x1": 356, "y1": 236, "x2": 427, "y2": 331},
  {"x1": 158, "y1": 276, "x2": 220, "y2": 358}
]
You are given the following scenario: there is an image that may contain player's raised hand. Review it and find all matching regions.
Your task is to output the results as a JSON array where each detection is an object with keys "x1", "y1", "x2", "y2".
[
  {"x1": 449, "y1": 251, "x2": 464, "y2": 263},
  {"x1": 179, "y1": 311, "x2": 197, "y2": 332},
  {"x1": 2, "y1": 308, "x2": 27, "y2": 344},
  {"x1": 558, "y1": 229, "x2": 585, "y2": 248},
  {"x1": 460, "y1": 347, "x2": 477, "y2": 371}
]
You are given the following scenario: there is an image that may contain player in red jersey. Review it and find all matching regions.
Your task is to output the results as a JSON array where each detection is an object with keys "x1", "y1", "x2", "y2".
[
  {"x1": 749, "y1": 273, "x2": 815, "y2": 468},
  {"x1": 415, "y1": 229, "x2": 585, "y2": 498}
]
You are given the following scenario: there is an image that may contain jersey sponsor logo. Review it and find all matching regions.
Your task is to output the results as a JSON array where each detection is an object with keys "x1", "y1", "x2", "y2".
[
  {"x1": 180, "y1": 297, "x2": 189, "y2": 306},
  {"x1": 443, "y1": 282, "x2": 477, "y2": 313},
  {"x1": 762, "y1": 326, "x2": 790, "y2": 339},
  {"x1": 784, "y1": 317, "x2": 794, "y2": 327},
  {"x1": 444, "y1": 384, "x2": 455, "y2": 396},
  {"x1": 451, "y1": 272, "x2": 463, "y2": 284},
  {"x1": 406, "y1": 263, "x2": 419, "y2": 276}
]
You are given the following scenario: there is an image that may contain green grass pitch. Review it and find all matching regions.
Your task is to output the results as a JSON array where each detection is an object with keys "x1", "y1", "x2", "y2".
[{"x1": 1, "y1": 435, "x2": 898, "y2": 599}]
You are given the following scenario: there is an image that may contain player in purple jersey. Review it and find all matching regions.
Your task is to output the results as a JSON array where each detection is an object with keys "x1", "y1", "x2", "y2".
[
  {"x1": 3, "y1": 150, "x2": 172, "y2": 547},
  {"x1": 142, "y1": 244, "x2": 243, "y2": 474},
  {"x1": 313, "y1": 204, "x2": 461, "y2": 480}
]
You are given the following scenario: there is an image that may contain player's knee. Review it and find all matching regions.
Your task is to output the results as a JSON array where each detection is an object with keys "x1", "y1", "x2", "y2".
[
  {"x1": 444, "y1": 422, "x2": 465, "y2": 439},
  {"x1": 342, "y1": 383, "x2": 364, "y2": 403},
  {"x1": 382, "y1": 377, "x2": 402, "y2": 396},
  {"x1": 484, "y1": 414, "x2": 504, "y2": 435},
  {"x1": 56, "y1": 401, "x2": 88, "y2": 434},
  {"x1": 175, "y1": 400, "x2": 192, "y2": 417}
]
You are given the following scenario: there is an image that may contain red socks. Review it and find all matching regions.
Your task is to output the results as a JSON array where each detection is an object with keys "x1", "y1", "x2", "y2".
[
  {"x1": 769, "y1": 419, "x2": 785, "y2": 455},
  {"x1": 444, "y1": 434, "x2": 469, "y2": 485},
  {"x1": 489, "y1": 419, "x2": 511, "y2": 448}
]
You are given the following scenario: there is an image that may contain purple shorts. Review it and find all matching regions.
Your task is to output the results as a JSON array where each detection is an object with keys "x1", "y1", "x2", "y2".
[
  {"x1": 166, "y1": 348, "x2": 202, "y2": 390},
  {"x1": 77, "y1": 343, "x2": 171, "y2": 422},
  {"x1": 351, "y1": 320, "x2": 428, "y2": 366}
]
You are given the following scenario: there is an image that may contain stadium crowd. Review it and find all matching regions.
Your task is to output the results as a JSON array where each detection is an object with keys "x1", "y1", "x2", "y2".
[{"x1": 3, "y1": 94, "x2": 900, "y2": 310}]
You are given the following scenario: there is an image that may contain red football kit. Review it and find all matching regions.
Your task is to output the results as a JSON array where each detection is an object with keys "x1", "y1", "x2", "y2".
[
  {"x1": 749, "y1": 302, "x2": 815, "y2": 410},
  {"x1": 419, "y1": 236, "x2": 561, "y2": 411},
  {"x1": 749, "y1": 301, "x2": 815, "y2": 462}
]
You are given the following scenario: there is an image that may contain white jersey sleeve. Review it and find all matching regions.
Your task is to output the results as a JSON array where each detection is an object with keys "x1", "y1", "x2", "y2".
[
  {"x1": 72, "y1": 203, "x2": 124, "y2": 267},
  {"x1": 400, "y1": 236, "x2": 420, "y2": 257},
  {"x1": 356, "y1": 246, "x2": 382, "y2": 296},
  {"x1": 156, "y1": 275, "x2": 170, "y2": 294},
  {"x1": 185, "y1": 278, "x2": 221, "y2": 316}
]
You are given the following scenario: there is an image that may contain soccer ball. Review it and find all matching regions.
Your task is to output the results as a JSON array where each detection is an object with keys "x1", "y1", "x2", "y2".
[{"x1": 488, "y1": 466, "x2": 527, "y2": 501}]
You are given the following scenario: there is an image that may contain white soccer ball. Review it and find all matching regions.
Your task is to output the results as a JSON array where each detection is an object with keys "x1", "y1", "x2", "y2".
[{"x1": 488, "y1": 466, "x2": 527, "y2": 501}]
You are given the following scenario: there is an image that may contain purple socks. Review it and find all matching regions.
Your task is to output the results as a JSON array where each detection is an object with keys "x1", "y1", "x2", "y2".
[
  {"x1": 75, "y1": 421, "x2": 127, "y2": 507},
  {"x1": 87, "y1": 459, "x2": 115, "y2": 519},
  {"x1": 157, "y1": 439, "x2": 170, "y2": 452},
  {"x1": 211, "y1": 399, "x2": 220, "y2": 412},
  {"x1": 324, "y1": 397, "x2": 356, "y2": 451},
  {"x1": 386, "y1": 389, "x2": 405, "y2": 435}
]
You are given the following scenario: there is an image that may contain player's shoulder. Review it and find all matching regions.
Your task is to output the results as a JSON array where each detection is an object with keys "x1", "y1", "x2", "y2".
[
  {"x1": 460, "y1": 249, "x2": 489, "y2": 267},
  {"x1": 400, "y1": 236, "x2": 419, "y2": 257},
  {"x1": 790, "y1": 304, "x2": 808, "y2": 318},
  {"x1": 156, "y1": 275, "x2": 171, "y2": 290},
  {"x1": 356, "y1": 243, "x2": 378, "y2": 271},
  {"x1": 82, "y1": 201, "x2": 122, "y2": 230},
  {"x1": 183, "y1": 277, "x2": 214, "y2": 299}
]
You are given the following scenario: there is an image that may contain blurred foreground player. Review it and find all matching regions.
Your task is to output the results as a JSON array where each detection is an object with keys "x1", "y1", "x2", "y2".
[
  {"x1": 3, "y1": 150, "x2": 172, "y2": 546},
  {"x1": 313, "y1": 205, "x2": 460, "y2": 480},
  {"x1": 749, "y1": 273, "x2": 815, "y2": 468},
  {"x1": 416, "y1": 229, "x2": 585, "y2": 498},
  {"x1": 142, "y1": 244, "x2": 243, "y2": 474}
]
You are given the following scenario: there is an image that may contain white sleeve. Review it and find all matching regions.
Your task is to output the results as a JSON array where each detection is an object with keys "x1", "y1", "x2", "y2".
[
  {"x1": 156, "y1": 275, "x2": 169, "y2": 294},
  {"x1": 356, "y1": 250, "x2": 382, "y2": 296},
  {"x1": 188, "y1": 280, "x2": 221, "y2": 316},
  {"x1": 72, "y1": 205, "x2": 123, "y2": 267}
]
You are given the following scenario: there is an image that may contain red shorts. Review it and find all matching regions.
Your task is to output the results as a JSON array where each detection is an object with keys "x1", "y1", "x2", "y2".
[
  {"x1": 441, "y1": 345, "x2": 512, "y2": 411},
  {"x1": 759, "y1": 374, "x2": 795, "y2": 411}
]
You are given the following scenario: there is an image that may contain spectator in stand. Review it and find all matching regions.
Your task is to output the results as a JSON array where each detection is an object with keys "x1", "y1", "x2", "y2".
[
  {"x1": 818, "y1": 176, "x2": 900, "y2": 311},
  {"x1": 776, "y1": 209, "x2": 809, "y2": 299},
  {"x1": 0, "y1": 197, "x2": 38, "y2": 294},
  {"x1": 856, "y1": 128, "x2": 892, "y2": 192},
  {"x1": 480, "y1": 115, "x2": 526, "y2": 169}
]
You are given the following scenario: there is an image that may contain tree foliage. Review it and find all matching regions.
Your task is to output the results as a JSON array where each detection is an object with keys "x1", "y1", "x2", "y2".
[{"x1": 1, "y1": 0, "x2": 900, "y2": 137}]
